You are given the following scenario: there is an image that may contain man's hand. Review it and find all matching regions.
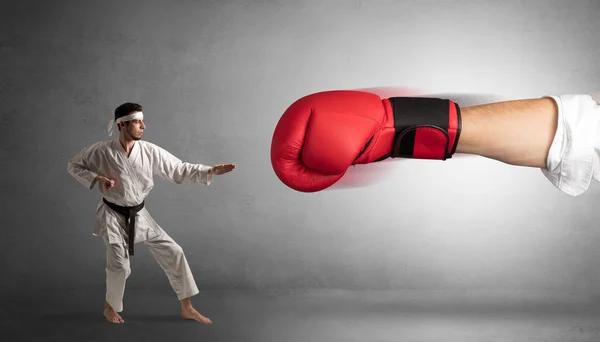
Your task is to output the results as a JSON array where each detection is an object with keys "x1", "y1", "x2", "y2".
[
  {"x1": 211, "y1": 164, "x2": 236, "y2": 175},
  {"x1": 96, "y1": 175, "x2": 115, "y2": 190}
]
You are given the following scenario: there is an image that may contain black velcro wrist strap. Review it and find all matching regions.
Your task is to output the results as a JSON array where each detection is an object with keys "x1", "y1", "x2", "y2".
[{"x1": 388, "y1": 97, "x2": 461, "y2": 160}]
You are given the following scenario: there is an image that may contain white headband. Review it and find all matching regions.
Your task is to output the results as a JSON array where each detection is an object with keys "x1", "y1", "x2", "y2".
[{"x1": 107, "y1": 112, "x2": 144, "y2": 136}]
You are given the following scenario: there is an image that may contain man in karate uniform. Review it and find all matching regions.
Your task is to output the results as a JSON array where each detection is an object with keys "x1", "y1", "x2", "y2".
[{"x1": 68, "y1": 102, "x2": 235, "y2": 324}]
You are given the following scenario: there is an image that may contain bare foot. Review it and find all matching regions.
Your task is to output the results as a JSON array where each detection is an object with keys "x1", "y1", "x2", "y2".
[
  {"x1": 103, "y1": 302, "x2": 124, "y2": 324},
  {"x1": 182, "y1": 307, "x2": 212, "y2": 324}
]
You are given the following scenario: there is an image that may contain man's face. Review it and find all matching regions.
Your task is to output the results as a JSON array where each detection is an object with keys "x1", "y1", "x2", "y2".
[{"x1": 122, "y1": 115, "x2": 145, "y2": 140}]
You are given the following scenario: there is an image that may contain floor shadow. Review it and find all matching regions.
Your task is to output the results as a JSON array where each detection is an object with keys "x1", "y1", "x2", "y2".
[
  {"x1": 41, "y1": 312, "x2": 103, "y2": 323},
  {"x1": 38, "y1": 311, "x2": 186, "y2": 325},
  {"x1": 123, "y1": 313, "x2": 182, "y2": 323}
]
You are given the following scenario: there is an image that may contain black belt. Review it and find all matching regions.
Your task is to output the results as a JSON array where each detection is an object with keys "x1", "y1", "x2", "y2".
[{"x1": 102, "y1": 198, "x2": 145, "y2": 256}]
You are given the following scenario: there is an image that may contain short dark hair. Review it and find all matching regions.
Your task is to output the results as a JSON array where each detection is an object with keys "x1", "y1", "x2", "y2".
[{"x1": 114, "y1": 102, "x2": 143, "y2": 131}]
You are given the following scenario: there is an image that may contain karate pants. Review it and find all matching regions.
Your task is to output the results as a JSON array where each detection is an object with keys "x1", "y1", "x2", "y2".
[{"x1": 102, "y1": 230, "x2": 199, "y2": 312}]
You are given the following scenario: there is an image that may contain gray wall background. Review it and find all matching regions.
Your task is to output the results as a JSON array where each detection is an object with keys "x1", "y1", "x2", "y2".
[{"x1": 2, "y1": 0, "x2": 600, "y2": 296}]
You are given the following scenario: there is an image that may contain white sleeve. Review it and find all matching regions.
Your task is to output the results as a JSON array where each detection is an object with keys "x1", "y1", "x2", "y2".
[
  {"x1": 67, "y1": 144, "x2": 99, "y2": 189},
  {"x1": 152, "y1": 145, "x2": 213, "y2": 185},
  {"x1": 541, "y1": 94, "x2": 600, "y2": 196}
]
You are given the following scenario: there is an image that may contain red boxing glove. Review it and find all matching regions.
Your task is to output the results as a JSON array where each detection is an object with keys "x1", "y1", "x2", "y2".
[{"x1": 270, "y1": 90, "x2": 462, "y2": 192}]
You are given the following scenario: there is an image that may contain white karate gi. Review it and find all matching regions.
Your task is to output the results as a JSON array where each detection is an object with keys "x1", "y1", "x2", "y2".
[
  {"x1": 542, "y1": 94, "x2": 600, "y2": 196},
  {"x1": 68, "y1": 139, "x2": 213, "y2": 312}
]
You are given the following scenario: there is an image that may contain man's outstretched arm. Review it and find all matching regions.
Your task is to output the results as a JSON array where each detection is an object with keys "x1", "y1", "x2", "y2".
[{"x1": 150, "y1": 143, "x2": 235, "y2": 185}]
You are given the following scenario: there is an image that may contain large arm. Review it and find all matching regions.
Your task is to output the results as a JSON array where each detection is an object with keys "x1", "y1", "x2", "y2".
[
  {"x1": 456, "y1": 94, "x2": 600, "y2": 196},
  {"x1": 456, "y1": 97, "x2": 559, "y2": 168},
  {"x1": 456, "y1": 95, "x2": 600, "y2": 169},
  {"x1": 270, "y1": 90, "x2": 599, "y2": 195}
]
